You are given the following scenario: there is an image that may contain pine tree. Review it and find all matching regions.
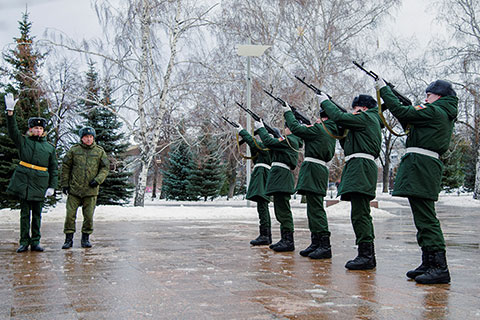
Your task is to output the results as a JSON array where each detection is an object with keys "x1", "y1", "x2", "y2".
[
  {"x1": 0, "y1": 11, "x2": 49, "y2": 209},
  {"x1": 76, "y1": 62, "x2": 134, "y2": 205},
  {"x1": 162, "y1": 140, "x2": 195, "y2": 200}
]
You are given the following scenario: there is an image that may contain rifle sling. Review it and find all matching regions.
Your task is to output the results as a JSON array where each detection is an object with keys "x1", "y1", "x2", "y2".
[{"x1": 376, "y1": 88, "x2": 410, "y2": 137}]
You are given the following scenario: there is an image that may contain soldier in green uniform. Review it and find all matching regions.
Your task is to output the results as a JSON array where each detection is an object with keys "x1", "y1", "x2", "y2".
[
  {"x1": 61, "y1": 126, "x2": 109, "y2": 249},
  {"x1": 255, "y1": 119, "x2": 303, "y2": 252},
  {"x1": 282, "y1": 103, "x2": 337, "y2": 259},
  {"x1": 318, "y1": 93, "x2": 382, "y2": 270},
  {"x1": 4, "y1": 93, "x2": 58, "y2": 253},
  {"x1": 236, "y1": 126, "x2": 272, "y2": 245},
  {"x1": 376, "y1": 78, "x2": 457, "y2": 284}
]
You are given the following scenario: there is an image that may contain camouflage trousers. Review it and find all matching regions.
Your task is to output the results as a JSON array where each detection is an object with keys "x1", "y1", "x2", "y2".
[{"x1": 64, "y1": 194, "x2": 97, "y2": 234}]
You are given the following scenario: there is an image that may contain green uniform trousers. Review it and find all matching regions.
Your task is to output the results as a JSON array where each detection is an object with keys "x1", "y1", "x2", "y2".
[
  {"x1": 273, "y1": 193, "x2": 293, "y2": 232},
  {"x1": 306, "y1": 193, "x2": 330, "y2": 236},
  {"x1": 64, "y1": 194, "x2": 97, "y2": 234},
  {"x1": 408, "y1": 197, "x2": 446, "y2": 251},
  {"x1": 349, "y1": 193, "x2": 374, "y2": 245},
  {"x1": 19, "y1": 200, "x2": 43, "y2": 246},
  {"x1": 257, "y1": 200, "x2": 271, "y2": 228}
]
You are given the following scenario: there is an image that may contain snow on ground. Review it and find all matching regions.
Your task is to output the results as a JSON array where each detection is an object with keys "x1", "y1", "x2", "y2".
[{"x1": 0, "y1": 199, "x2": 394, "y2": 223}]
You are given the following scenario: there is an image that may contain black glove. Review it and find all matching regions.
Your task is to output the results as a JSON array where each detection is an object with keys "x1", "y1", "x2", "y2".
[
  {"x1": 62, "y1": 187, "x2": 69, "y2": 195},
  {"x1": 89, "y1": 179, "x2": 99, "y2": 188}
]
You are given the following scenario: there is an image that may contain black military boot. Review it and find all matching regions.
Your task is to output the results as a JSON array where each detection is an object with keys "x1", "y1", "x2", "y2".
[
  {"x1": 250, "y1": 226, "x2": 272, "y2": 246},
  {"x1": 81, "y1": 233, "x2": 92, "y2": 248},
  {"x1": 272, "y1": 230, "x2": 294, "y2": 252},
  {"x1": 62, "y1": 233, "x2": 74, "y2": 249},
  {"x1": 300, "y1": 233, "x2": 321, "y2": 257},
  {"x1": 415, "y1": 250, "x2": 451, "y2": 284},
  {"x1": 345, "y1": 242, "x2": 376, "y2": 270},
  {"x1": 308, "y1": 236, "x2": 332, "y2": 259},
  {"x1": 30, "y1": 244, "x2": 44, "y2": 252},
  {"x1": 406, "y1": 248, "x2": 430, "y2": 279},
  {"x1": 16, "y1": 245, "x2": 29, "y2": 253}
]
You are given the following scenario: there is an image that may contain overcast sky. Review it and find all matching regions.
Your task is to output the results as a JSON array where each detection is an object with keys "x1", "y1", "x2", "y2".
[{"x1": 0, "y1": 0, "x2": 437, "y2": 58}]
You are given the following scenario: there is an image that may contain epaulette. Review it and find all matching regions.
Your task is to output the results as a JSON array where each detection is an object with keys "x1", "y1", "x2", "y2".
[{"x1": 306, "y1": 124, "x2": 314, "y2": 127}]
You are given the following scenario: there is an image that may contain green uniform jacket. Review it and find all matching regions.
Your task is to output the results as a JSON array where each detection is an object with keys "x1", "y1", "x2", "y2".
[
  {"x1": 6, "y1": 113, "x2": 58, "y2": 201},
  {"x1": 380, "y1": 86, "x2": 458, "y2": 200},
  {"x1": 258, "y1": 127, "x2": 303, "y2": 195},
  {"x1": 284, "y1": 110, "x2": 337, "y2": 196},
  {"x1": 61, "y1": 142, "x2": 109, "y2": 197},
  {"x1": 239, "y1": 129, "x2": 272, "y2": 202},
  {"x1": 321, "y1": 100, "x2": 382, "y2": 201}
]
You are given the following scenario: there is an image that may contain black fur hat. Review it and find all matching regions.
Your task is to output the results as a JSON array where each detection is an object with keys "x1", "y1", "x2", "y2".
[
  {"x1": 352, "y1": 95, "x2": 377, "y2": 109},
  {"x1": 28, "y1": 117, "x2": 47, "y2": 128},
  {"x1": 79, "y1": 126, "x2": 96, "y2": 138},
  {"x1": 425, "y1": 80, "x2": 457, "y2": 97}
]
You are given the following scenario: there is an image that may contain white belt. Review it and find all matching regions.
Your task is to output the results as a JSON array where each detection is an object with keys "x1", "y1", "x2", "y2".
[
  {"x1": 271, "y1": 162, "x2": 290, "y2": 170},
  {"x1": 345, "y1": 153, "x2": 375, "y2": 162},
  {"x1": 253, "y1": 163, "x2": 271, "y2": 170},
  {"x1": 304, "y1": 157, "x2": 327, "y2": 167},
  {"x1": 406, "y1": 147, "x2": 439, "y2": 159}
]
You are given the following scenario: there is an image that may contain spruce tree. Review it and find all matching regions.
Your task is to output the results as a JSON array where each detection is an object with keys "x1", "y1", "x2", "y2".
[
  {"x1": 187, "y1": 133, "x2": 225, "y2": 201},
  {"x1": 76, "y1": 62, "x2": 134, "y2": 205},
  {"x1": 162, "y1": 140, "x2": 195, "y2": 200},
  {"x1": 441, "y1": 133, "x2": 467, "y2": 192},
  {"x1": 0, "y1": 11, "x2": 49, "y2": 208}
]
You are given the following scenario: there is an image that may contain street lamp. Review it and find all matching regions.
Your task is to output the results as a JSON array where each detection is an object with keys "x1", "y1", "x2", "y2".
[{"x1": 236, "y1": 43, "x2": 271, "y2": 201}]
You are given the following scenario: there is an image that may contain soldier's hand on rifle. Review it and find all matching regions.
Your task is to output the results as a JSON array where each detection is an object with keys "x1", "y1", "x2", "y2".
[
  {"x1": 235, "y1": 124, "x2": 244, "y2": 133},
  {"x1": 375, "y1": 77, "x2": 387, "y2": 90},
  {"x1": 317, "y1": 92, "x2": 329, "y2": 106},
  {"x1": 45, "y1": 188, "x2": 55, "y2": 197},
  {"x1": 282, "y1": 102, "x2": 292, "y2": 114},
  {"x1": 4, "y1": 93, "x2": 18, "y2": 112},
  {"x1": 254, "y1": 120, "x2": 265, "y2": 131}
]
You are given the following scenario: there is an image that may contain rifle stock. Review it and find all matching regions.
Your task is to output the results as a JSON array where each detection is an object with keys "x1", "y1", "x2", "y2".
[
  {"x1": 352, "y1": 60, "x2": 412, "y2": 106},
  {"x1": 221, "y1": 116, "x2": 246, "y2": 145},
  {"x1": 235, "y1": 101, "x2": 282, "y2": 139}
]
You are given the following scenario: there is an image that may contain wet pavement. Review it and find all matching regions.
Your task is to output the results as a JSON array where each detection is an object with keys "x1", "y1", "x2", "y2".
[{"x1": 0, "y1": 199, "x2": 479, "y2": 319}]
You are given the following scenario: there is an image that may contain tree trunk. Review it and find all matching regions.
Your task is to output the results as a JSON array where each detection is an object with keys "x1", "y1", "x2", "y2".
[
  {"x1": 134, "y1": 161, "x2": 149, "y2": 207},
  {"x1": 228, "y1": 175, "x2": 236, "y2": 199},
  {"x1": 151, "y1": 161, "x2": 158, "y2": 199},
  {"x1": 474, "y1": 148, "x2": 480, "y2": 200},
  {"x1": 382, "y1": 159, "x2": 390, "y2": 193}
]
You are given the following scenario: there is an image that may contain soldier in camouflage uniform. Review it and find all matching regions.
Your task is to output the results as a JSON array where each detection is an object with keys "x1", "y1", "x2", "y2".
[
  {"x1": 282, "y1": 103, "x2": 338, "y2": 259},
  {"x1": 377, "y1": 78, "x2": 457, "y2": 284},
  {"x1": 318, "y1": 94, "x2": 382, "y2": 270},
  {"x1": 236, "y1": 126, "x2": 272, "y2": 245},
  {"x1": 255, "y1": 119, "x2": 303, "y2": 252},
  {"x1": 4, "y1": 93, "x2": 58, "y2": 253},
  {"x1": 61, "y1": 126, "x2": 109, "y2": 249}
]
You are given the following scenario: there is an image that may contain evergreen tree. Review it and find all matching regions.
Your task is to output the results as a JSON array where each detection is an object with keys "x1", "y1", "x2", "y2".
[
  {"x1": 441, "y1": 133, "x2": 468, "y2": 192},
  {"x1": 76, "y1": 62, "x2": 134, "y2": 205},
  {"x1": 162, "y1": 140, "x2": 195, "y2": 200},
  {"x1": 187, "y1": 133, "x2": 225, "y2": 201},
  {"x1": 0, "y1": 11, "x2": 49, "y2": 208}
]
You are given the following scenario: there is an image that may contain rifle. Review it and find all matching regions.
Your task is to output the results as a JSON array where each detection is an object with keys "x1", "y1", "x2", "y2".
[
  {"x1": 221, "y1": 116, "x2": 246, "y2": 145},
  {"x1": 352, "y1": 60, "x2": 412, "y2": 106},
  {"x1": 262, "y1": 90, "x2": 312, "y2": 125},
  {"x1": 235, "y1": 101, "x2": 283, "y2": 139},
  {"x1": 294, "y1": 76, "x2": 348, "y2": 113}
]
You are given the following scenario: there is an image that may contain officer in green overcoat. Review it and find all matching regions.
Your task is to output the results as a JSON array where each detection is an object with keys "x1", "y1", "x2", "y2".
[
  {"x1": 236, "y1": 126, "x2": 272, "y2": 245},
  {"x1": 318, "y1": 93, "x2": 382, "y2": 270},
  {"x1": 282, "y1": 103, "x2": 337, "y2": 259},
  {"x1": 255, "y1": 119, "x2": 303, "y2": 252},
  {"x1": 377, "y1": 78, "x2": 457, "y2": 284},
  {"x1": 61, "y1": 126, "x2": 109, "y2": 249},
  {"x1": 4, "y1": 93, "x2": 58, "y2": 253}
]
